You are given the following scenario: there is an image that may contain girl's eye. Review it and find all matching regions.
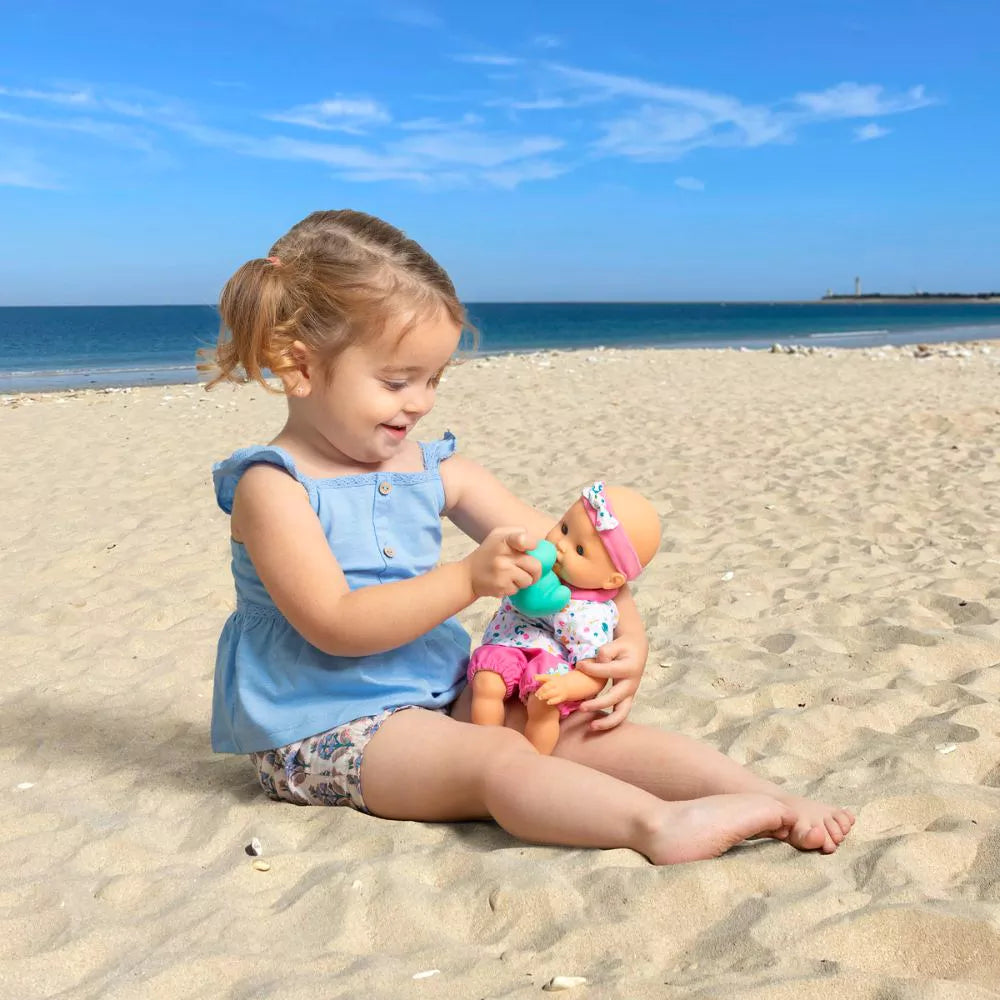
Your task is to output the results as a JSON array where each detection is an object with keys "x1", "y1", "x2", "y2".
[
  {"x1": 560, "y1": 523, "x2": 568, "y2": 535},
  {"x1": 383, "y1": 380, "x2": 407, "y2": 391},
  {"x1": 576, "y1": 545, "x2": 584, "y2": 556}
]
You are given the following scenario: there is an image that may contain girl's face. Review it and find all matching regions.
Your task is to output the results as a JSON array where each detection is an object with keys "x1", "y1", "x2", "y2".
[{"x1": 299, "y1": 312, "x2": 462, "y2": 466}]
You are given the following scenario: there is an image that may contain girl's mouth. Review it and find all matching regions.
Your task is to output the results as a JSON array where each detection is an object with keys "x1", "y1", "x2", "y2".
[{"x1": 381, "y1": 423, "x2": 407, "y2": 439}]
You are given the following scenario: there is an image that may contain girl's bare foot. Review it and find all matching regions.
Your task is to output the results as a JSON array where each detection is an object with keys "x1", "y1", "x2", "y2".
[
  {"x1": 772, "y1": 794, "x2": 855, "y2": 853},
  {"x1": 641, "y1": 794, "x2": 798, "y2": 865}
]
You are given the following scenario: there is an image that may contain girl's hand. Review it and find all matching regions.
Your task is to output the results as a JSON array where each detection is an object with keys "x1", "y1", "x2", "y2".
[
  {"x1": 574, "y1": 635, "x2": 649, "y2": 730},
  {"x1": 465, "y1": 527, "x2": 540, "y2": 599}
]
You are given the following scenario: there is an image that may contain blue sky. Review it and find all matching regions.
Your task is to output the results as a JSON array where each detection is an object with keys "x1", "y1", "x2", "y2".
[{"x1": 1, "y1": 0, "x2": 997, "y2": 304}]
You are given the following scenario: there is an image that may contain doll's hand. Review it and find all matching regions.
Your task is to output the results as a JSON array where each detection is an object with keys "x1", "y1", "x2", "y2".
[
  {"x1": 532, "y1": 673, "x2": 574, "y2": 706},
  {"x1": 574, "y1": 636, "x2": 648, "y2": 730},
  {"x1": 465, "y1": 528, "x2": 540, "y2": 599}
]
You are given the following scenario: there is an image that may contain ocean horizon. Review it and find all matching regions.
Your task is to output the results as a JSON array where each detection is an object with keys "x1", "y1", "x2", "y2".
[{"x1": 3, "y1": 300, "x2": 1000, "y2": 393}]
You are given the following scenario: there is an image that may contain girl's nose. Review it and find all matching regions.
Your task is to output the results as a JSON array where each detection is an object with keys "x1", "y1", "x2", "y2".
[{"x1": 403, "y1": 386, "x2": 434, "y2": 414}]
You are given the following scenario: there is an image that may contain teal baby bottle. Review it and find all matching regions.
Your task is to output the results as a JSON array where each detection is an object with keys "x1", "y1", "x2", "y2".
[{"x1": 509, "y1": 539, "x2": 571, "y2": 617}]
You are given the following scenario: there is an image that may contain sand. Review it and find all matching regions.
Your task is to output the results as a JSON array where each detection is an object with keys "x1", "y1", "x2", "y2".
[{"x1": 3, "y1": 342, "x2": 1000, "y2": 999}]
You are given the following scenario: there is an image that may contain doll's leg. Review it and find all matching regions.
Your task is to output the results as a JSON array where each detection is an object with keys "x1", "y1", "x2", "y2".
[
  {"x1": 518, "y1": 650, "x2": 580, "y2": 754},
  {"x1": 467, "y1": 645, "x2": 528, "y2": 726},
  {"x1": 523, "y1": 695, "x2": 562, "y2": 755},
  {"x1": 361, "y1": 707, "x2": 799, "y2": 864},
  {"x1": 550, "y1": 713, "x2": 854, "y2": 853},
  {"x1": 470, "y1": 671, "x2": 509, "y2": 725}
]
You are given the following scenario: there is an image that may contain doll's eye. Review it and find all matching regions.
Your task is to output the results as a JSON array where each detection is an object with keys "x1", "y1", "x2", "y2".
[
  {"x1": 560, "y1": 523, "x2": 568, "y2": 535},
  {"x1": 576, "y1": 545, "x2": 584, "y2": 556}
]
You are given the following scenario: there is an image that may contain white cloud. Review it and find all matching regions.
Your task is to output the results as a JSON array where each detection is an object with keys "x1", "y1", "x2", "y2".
[
  {"x1": 173, "y1": 119, "x2": 564, "y2": 187},
  {"x1": 854, "y1": 122, "x2": 890, "y2": 142},
  {"x1": 266, "y1": 98, "x2": 390, "y2": 134},
  {"x1": 375, "y1": 2, "x2": 443, "y2": 28},
  {"x1": 0, "y1": 167, "x2": 56, "y2": 188},
  {"x1": 506, "y1": 97, "x2": 575, "y2": 111},
  {"x1": 399, "y1": 112, "x2": 483, "y2": 131},
  {"x1": 0, "y1": 108, "x2": 156, "y2": 150},
  {"x1": 482, "y1": 159, "x2": 569, "y2": 189},
  {"x1": 395, "y1": 130, "x2": 563, "y2": 167},
  {"x1": 336, "y1": 168, "x2": 437, "y2": 184},
  {"x1": 454, "y1": 53, "x2": 522, "y2": 66},
  {"x1": 0, "y1": 63, "x2": 936, "y2": 194},
  {"x1": 792, "y1": 82, "x2": 933, "y2": 118},
  {"x1": 538, "y1": 64, "x2": 933, "y2": 161},
  {"x1": 0, "y1": 148, "x2": 61, "y2": 188},
  {"x1": 531, "y1": 35, "x2": 563, "y2": 49},
  {"x1": 0, "y1": 85, "x2": 93, "y2": 106}
]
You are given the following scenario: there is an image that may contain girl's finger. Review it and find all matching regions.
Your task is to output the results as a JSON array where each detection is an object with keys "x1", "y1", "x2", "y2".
[
  {"x1": 593, "y1": 640, "x2": 623, "y2": 662},
  {"x1": 505, "y1": 530, "x2": 536, "y2": 553},
  {"x1": 580, "y1": 680, "x2": 636, "y2": 712},
  {"x1": 588, "y1": 697, "x2": 634, "y2": 731},
  {"x1": 574, "y1": 657, "x2": 617, "y2": 679},
  {"x1": 513, "y1": 553, "x2": 543, "y2": 581},
  {"x1": 577, "y1": 657, "x2": 639, "y2": 681},
  {"x1": 507, "y1": 567, "x2": 535, "y2": 592}
]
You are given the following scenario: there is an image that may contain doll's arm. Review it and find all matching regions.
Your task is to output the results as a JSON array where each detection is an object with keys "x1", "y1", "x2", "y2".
[{"x1": 532, "y1": 669, "x2": 606, "y2": 706}]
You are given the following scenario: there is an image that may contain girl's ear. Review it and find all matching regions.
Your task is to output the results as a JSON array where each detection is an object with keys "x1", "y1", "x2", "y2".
[
  {"x1": 277, "y1": 340, "x2": 315, "y2": 398},
  {"x1": 603, "y1": 570, "x2": 626, "y2": 590}
]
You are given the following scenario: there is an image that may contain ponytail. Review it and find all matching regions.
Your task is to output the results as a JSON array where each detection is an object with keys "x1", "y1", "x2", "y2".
[{"x1": 201, "y1": 258, "x2": 298, "y2": 391}]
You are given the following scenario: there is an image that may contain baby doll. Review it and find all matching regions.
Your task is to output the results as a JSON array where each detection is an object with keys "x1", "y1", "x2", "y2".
[{"x1": 467, "y1": 481, "x2": 661, "y2": 754}]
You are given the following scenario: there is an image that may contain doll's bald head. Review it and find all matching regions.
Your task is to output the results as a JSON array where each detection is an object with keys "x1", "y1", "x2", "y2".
[{"x1": 603, "y1": 485, "x2": 661, "y2": 569}]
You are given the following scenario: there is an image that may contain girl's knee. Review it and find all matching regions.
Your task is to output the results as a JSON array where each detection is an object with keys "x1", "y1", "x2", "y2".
[{"x1": 482, "y1": 723, "x2": 536, "y2": 755}]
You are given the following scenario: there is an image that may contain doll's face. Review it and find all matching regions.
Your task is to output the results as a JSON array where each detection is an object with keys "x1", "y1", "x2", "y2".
[{"x1": 545, "y1": 498, "x2": 625, "y2": 590}]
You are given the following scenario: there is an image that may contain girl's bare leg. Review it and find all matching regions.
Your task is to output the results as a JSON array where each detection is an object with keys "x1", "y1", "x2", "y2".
[
  {"x1": 549, "y1": 711, "x2": 855, "y2": 853},
  {"x1": 360, "y1": 708, "x2": 798, "y2": 865}
]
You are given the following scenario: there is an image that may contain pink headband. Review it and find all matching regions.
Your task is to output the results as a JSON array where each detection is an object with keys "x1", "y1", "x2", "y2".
[
  {"x1": 580, "y1": 481, "x2": 643, "y2": 581},
  {"x1": 266, "y1": 256, "x2": 281, "y2": 266}
]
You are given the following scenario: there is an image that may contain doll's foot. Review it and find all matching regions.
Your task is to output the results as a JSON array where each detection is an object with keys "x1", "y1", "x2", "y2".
[
  {"x1": 642, "y1": 794, "x2": 798, "y2": 865},
  {"x1": 771, "y1": 794, "x2": 855, "y2": 853}
]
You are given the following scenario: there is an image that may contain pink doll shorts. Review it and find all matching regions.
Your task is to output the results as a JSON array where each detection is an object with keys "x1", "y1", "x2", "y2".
[{"x1": 467, "y1": 644, "x2": 582, "y2": 718}]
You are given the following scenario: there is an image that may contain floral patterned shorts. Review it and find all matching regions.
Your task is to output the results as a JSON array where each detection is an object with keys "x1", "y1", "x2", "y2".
[{"x1": 249, "y1": 707, "x2": 410, "y2": 812}]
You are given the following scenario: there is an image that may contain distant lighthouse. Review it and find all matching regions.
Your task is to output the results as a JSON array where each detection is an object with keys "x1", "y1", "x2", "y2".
[{"x1": 854, "y1": 276, "x2": 862, "y2": 297}]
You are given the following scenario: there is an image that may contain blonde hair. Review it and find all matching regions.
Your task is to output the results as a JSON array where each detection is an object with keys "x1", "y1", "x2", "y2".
[{"x1": 201, "y1": 209, "x2": 471, "y2": 391}]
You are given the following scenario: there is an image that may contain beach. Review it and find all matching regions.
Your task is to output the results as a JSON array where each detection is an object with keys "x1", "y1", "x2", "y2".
[{"x1": 4, "y1": 342, "x2": 1000, "y2": 999}]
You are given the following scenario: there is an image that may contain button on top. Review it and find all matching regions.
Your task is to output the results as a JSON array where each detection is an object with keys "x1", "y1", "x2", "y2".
[
  {"x1": 378, "y1": 481, "x2": 392, "y2": 496},
  {"x1": 383, "y1": 546, "x2": 395, "y2": 558}
]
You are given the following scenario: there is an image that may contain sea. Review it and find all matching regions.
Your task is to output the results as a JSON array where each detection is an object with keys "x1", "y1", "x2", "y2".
[{"x1": 2, "y1": 301, "x2": 1000, "y2": 393}]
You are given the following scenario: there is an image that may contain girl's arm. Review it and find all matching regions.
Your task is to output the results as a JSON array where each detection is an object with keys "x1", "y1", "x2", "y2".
[
  {"x1": 440, "y1": 454, "x2": 554, "y2": 543},
  {"x1": 232, "y1": 464, "x2": 539, "y2": 658},
  {"x1": 574, "y1": 584, "x2": 650, "y2": 730}
]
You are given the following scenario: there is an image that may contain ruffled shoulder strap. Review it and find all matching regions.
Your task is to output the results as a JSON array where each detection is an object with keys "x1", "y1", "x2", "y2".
[
  {"x1": 213, "y1": 445, "x2": 305, "y2": 514},
  {"x1": 419, "y1": 431, "x2": 457, "y2": 472}
]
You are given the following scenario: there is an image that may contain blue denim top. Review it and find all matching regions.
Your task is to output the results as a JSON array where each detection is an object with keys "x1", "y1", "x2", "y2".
[{"x1": 210, "y1": 433, "x2": 469, "y2": 753}]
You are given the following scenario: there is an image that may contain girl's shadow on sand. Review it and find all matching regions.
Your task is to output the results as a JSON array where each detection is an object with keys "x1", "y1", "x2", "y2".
[{"x1": 3, "y1": 691, "x2": 261, "y2": 803}]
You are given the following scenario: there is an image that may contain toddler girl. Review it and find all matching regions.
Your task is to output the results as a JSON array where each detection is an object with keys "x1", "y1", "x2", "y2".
[{"x1": 206, "y1": 209, "x2": 854, "y2": 863}]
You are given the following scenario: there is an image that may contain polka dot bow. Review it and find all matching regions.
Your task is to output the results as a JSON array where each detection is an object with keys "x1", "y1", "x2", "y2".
[{"x1": 581, "y1": 481, "x2": 619, "y2": 532}]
